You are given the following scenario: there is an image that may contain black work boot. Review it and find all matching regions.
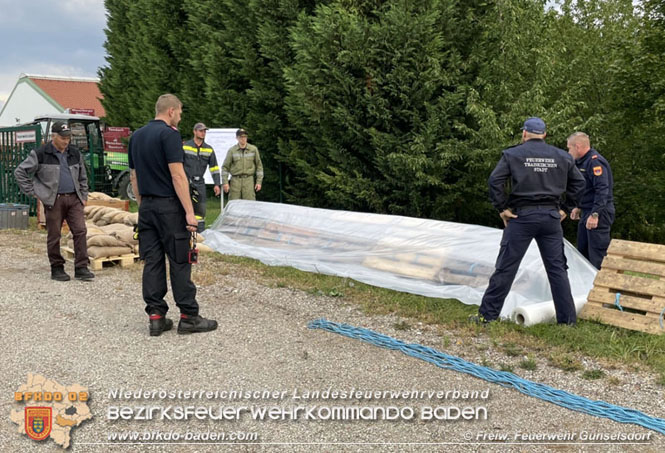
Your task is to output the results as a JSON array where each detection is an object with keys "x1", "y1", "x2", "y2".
[
  {"x1": 149, "y1": 314, "x2": 173, "y2": 337},
  {"x1": 74, "y1": 267, "x2": 95, "y2": 281},
  {"x1": 51, "y1": 266, "x2": 71, "y2": 281},
  {"x1": 177, "y1": 315, "x2": 218, "y2": 334}
]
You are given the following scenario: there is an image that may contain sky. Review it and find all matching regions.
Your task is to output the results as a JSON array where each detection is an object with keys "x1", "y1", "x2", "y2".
[{"x1": 0, "y1": 0, "x2": 107, "y2": 108}]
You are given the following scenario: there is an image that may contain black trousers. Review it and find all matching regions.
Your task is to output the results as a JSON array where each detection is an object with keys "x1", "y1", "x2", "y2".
[
  {"x1": 479, "y1": 209, "x2": 577, "y2": 324},
  {"x1": 138, "y1": 197, "x2": 198, "y2": 316}
]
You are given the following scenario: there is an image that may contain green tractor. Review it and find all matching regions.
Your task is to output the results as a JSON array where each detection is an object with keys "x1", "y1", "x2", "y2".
[{"x1": 29, "y1": 114, "x2": 135, "y2": 200}]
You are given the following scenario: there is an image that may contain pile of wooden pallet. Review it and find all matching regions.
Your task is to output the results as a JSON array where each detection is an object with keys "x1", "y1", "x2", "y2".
[
  {"x1": 581, "y1": 239, "x2": 665, "y2": 335},
  {"x1": 61, "y1": 246, "x2": 138, "y2": 271}
]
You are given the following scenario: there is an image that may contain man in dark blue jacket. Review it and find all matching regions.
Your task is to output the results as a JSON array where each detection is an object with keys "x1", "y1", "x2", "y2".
[
  {"x1": 567, "y1": 132, "x2": 615, "y2": 269},
  {"x1": 472, "y1": 117, "x2": 585, "y2": 325}
]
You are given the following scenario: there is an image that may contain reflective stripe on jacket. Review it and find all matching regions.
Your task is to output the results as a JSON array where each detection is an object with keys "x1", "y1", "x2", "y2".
[{"x1": 182, "y1": 139, "x2": 220, "y2": 185}]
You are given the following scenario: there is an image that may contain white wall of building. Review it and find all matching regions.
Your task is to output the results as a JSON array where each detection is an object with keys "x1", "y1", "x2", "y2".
[{"x1": 0, "y1": 81, "x2": 62, "y2": 127}]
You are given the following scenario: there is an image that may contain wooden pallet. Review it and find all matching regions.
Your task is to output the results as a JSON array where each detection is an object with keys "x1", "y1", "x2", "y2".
[
  {"x1": 61, "y1": 246, "x2": 139, "y2": 271},
  {"x1": 580, "y1": 239, "x2": 665, "y2": 334}
]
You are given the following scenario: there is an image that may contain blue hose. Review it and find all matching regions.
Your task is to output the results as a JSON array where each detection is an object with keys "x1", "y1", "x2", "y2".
[{"x1": 308, "y1": 318, "x2": 665, "y2": 435}]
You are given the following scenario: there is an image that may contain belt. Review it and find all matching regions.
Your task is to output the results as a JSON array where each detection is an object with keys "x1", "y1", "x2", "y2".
[
  {"x1": 232, "y1": 174, "x2": 252, "y2": 178},
  {"x1": 514, "y1": 205, "x2": 558, "y2": 214},
  {"x1": 141, "y1": 195, "x2": 177, "y2": 200},
  {"x1": 57, "y1": 192, "x2": 76, "y2": 197},
  {"x1": 192, "y1": 176, "x2": 202, "y2": 182}
]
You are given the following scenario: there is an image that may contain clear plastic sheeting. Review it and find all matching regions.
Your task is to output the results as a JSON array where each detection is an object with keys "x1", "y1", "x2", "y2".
[{"x1": 203, "y1": 201, "x2": 598, "y2": 323}]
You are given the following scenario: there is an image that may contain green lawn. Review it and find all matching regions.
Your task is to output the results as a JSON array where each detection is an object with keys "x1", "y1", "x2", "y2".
[{"x1": 205, "y1": 252, "x2": 665, "y2": 385}]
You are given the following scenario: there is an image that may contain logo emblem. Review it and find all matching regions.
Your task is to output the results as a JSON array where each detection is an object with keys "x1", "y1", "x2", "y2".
[
  {"x1": 593, "y1": 166, "x2": 603, "y2": 176},
  {"x1": 25, "y1": 407, "x2": 52, "y2": 441}
]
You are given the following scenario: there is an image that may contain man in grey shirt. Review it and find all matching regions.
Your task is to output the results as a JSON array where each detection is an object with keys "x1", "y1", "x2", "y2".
[{"x1": 15, "y1": 121, "x2": 94, "y2": 281}]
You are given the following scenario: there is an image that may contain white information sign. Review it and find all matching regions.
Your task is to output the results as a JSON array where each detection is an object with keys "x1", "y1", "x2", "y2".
[
  {"x1": 202, "y1": 128, "x2": 238, "y2": 184},
  {"x1": 16, "y1": 130, "x2": 37, "y2": 143}
]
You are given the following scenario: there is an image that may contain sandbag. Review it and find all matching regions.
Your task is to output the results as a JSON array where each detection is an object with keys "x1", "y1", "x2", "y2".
[
  {"x1": 87, "y1": 245, "x2": 134, "y2": 259},
  {"x1": 112, "y1": 228, "x2": 138, "y2": 246},
  {"x1": 88, "y1": 192, "x2": 113, "y2": 200},
  {"x1": 109, "y1": 211, "x2": 132, "y2": 224},
  {"x1": 123, "y1": 212, "x2": 139, "y2": 226},
  {"x1": 197, "y1": 243, "x2": 214, "y2": 253},
  {"x1": 91, "y1": 206, "x2": 116, "y2": 223},
  {"x1": 84, "y1": 205, "x2": 104, "y2": 218},
  {"x1": 100, "y1": 208, "x2": 125, "y2": 225},
  {"x1": 66, "y1": 225, "x2": 105, "y2": 240},
  {"x1": 87, "y1": 235, "x2": 128, "y2": 248},
  {"x1": 99, "y1": 224, "x2": 132, "y2": 236}
]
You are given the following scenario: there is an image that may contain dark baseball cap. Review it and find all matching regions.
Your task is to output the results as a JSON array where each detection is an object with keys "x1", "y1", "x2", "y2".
[
  {"x1": 51, "y1": 121, "x2": 71, "y2": 137},
  {"x1": 236, "y1": 128, "x2": 248, "y2": 137},
  {"x1": 193, "y1": 122, "x2": 208, "y2": 131},
  {"x1": 521, "y1": 117, "x2": 546, "y2": 134}
]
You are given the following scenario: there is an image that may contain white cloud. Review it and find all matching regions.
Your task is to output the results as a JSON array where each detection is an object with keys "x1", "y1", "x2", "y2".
[
  {"x1": 0, "y1": 1, "x2": 106, "y2": 102},
  {"x1": 62, "y1": 0, "x2": 107, "y2": 27}
]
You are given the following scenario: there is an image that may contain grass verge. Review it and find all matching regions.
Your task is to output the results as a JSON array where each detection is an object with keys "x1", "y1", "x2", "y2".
[{"x1": 205, "y1": 252, "x2": 665, "y2": 384}]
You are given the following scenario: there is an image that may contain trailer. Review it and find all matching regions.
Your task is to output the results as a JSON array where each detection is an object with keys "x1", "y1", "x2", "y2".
[{"x1": 0, "y1": 114, "x2": 134, "y2": 212}]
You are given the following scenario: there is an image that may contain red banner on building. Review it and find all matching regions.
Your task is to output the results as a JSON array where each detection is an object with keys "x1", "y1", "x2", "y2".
[{"x1": 69, "y1": 108, "x2": 95, "y2": 116}]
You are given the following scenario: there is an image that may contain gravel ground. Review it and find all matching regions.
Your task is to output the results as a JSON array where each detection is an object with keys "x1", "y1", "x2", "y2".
[{"x1": 0, "y1": 228, "x2": 663, "y2": 453}]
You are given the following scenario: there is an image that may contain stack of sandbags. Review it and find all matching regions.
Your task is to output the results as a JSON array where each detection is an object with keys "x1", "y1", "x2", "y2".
[
  {"x1": 80, "y1": 203, "x2": 214, "y2": 256},
  {"x1": 84, "y1": 205, "x2": 137, "y2": 226},
  {"x1": 66, "y1": 222, "x2": 135, "y2": 259},
  {"x1": 100, "y1": 223, "x2": 139, "y2": 255}
]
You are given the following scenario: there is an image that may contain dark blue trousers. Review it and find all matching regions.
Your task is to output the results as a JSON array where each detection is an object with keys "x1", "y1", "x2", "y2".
[
  {"x1": 138, "y1": 197, "x2": 199, "y2": 317},
  {"x1": 577, "y1": 208, "x2": 614, "y2": 269},
  {"x1": 479, "y1": 209, "x2": 577, "y2": 324}
]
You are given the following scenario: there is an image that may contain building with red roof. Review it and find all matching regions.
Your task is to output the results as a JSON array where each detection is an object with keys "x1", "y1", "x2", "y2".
[{"x1": 0, "y1": 74, "x2": 105, "y2": 126}]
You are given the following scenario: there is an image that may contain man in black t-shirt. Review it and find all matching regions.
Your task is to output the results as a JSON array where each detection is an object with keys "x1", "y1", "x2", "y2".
[{"x1": 128, "y1": 94, "x2": 217, "y2": 336}]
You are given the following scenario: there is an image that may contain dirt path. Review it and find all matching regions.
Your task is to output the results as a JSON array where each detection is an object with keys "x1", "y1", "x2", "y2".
[{"x1": 0, "y1": 229, "x2": 662, "y2": 452}]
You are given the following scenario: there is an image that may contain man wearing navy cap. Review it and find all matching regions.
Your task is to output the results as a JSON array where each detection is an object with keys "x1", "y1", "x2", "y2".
[
  {"x1": 567, "y1": 132, "x2": 614, "y2": 269},
  {"x1": 471, "y1": 117, "x2": 585, "y2": 325},
  {"x1": 15, "y1": 121, "x2": 94, "y2": 281}
]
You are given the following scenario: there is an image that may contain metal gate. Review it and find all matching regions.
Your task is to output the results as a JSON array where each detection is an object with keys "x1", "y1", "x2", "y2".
[{"x1": 0, "y1": 125, "x2": 42, "y2": 215}]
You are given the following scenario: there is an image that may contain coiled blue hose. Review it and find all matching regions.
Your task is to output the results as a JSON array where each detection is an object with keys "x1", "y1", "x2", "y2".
[{"x1": 308, "y1": 318, "x2": 665, "y2": 435}]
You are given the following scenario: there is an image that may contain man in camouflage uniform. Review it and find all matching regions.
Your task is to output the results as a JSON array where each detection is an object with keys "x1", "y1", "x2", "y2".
[
  {"x1": 183, "y1": 122, "x2": 221, "y2": 218},
  {"x1": 222, "y1": 128, "x2": 263, "y2": 201}
]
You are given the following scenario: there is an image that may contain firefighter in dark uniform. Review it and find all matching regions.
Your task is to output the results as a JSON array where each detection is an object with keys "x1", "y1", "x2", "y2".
[
  {"x1": 183, "y1": 122, "x2": 221, "y2": 220},
  {"x1": 567, "y1": 132, "x2": 615, "y2": 269},
  {"x1": 472, "y1": 118, "x2": 586, "y2": 325},
  {"x1": 128, "y1": 94, "x2": 217, "y2": 336}
]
